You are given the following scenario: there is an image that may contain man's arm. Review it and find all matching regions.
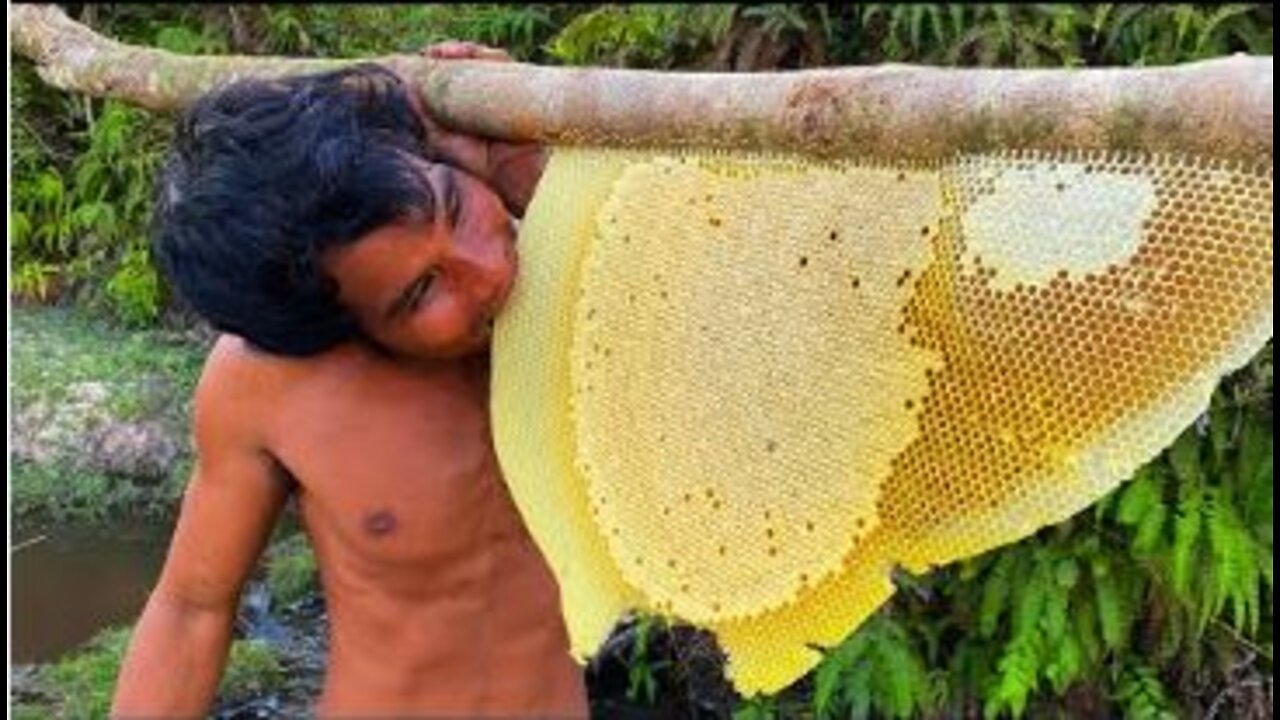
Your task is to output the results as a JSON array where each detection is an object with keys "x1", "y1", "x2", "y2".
[{"x1": 112, "y1": 341, "x2": 290, "y2": 717}]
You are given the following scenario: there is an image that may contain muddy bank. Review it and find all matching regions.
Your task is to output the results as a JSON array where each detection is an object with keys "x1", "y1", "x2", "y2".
[{"x1": 11, "y1": 305, "x2": 210, "y2": 522}]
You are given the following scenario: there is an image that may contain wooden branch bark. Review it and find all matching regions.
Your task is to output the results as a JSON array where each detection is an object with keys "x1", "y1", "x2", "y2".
[{"x1": 11, "y1": 4, "x2": 1274, "y2": 161}]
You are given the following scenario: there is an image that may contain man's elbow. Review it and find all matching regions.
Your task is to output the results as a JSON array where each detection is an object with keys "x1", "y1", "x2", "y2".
[
  {"x1": 112, "y1": 590, "x2": 238, "y2": 717},
  {"x1": 149, "y1": 578, "x2": 243, "y2": 618}
]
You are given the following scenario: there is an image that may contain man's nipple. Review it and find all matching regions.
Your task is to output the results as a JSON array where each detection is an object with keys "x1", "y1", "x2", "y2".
[{"x1": 363, "y1": 508, "x2": 398, "y2": 537}]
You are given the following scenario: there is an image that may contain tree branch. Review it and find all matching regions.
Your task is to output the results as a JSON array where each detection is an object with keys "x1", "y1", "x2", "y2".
[{"x1": 11, "y1": 4, "x2": 1274, "y2": 161}]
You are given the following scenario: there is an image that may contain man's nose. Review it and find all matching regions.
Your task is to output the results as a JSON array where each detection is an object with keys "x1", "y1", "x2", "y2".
[{"x1": 442, "y1": 241, "x2": 509, "y2": 306}]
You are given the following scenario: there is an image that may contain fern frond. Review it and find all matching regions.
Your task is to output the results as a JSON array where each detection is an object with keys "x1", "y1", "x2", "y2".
[
  {"x1": 1203, "y1": 488, "x2": 1262, "y2": 634},
  {"x1": 1195, "y1": 4, "x2": 1257, "y2": 57},
  {"x1": 1170, "y1": 478, "x2": 1205, "y2": 605},
  {"x1": 1113, "y1": 663, "x2": 1179, "y2": 720},
  {"x1": 979, "y1": 552, "x2": 1017, "y2": 638},
  {"x1": 1012, "y1": 552, "x2": 1050, "y2": 637},
  {"x1": 1041, "y1": 561, "x2": 1072, "y2": 645},
  {"x1": 1117, "y1": 466, "x2": 1168, "y2": 554},
  {"x1": 985, "y1": 633, "x2": 1041, "y2": 719},
  {"x1": 1043, "y1": 631, "x2": 1085, "y2": 694},
  {"x1": 872, "y1": 619, "x2": 930, "y2": 718},
  {"x1": 1091, "y1": 555, "x2": 1131, "y2": 653},
  {"x1": 1167, "y1": 429, "x2": 1203, "y2": 485}
]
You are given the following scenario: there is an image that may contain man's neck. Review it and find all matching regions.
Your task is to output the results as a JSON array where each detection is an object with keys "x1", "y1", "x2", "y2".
[{"x1": 361, "y1": 339, "x2": 491, "y2": 384}]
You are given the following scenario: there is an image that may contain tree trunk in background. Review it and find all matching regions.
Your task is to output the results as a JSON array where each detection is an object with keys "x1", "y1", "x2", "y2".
[{"x1": 10, "y1": 4, "x2": 1274, "y2": 161}]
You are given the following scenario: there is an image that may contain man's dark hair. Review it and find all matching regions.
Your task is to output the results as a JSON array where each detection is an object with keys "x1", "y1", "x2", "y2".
[{"x1": 153, "y1": 63, "x2": 436, "y2": 356}]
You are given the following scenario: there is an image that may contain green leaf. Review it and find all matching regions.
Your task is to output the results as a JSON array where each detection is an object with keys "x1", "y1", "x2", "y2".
[
  {"x1": 909, "y1": 6, "x2": 927, "y2": 49},
  {"x1": 873, "y1": 621, "x2": 928, "y2": 717},
  {"x1": 986, "y1": 633, "x2": 1040, "y2": 719},
  {"x1": 979, "y1": 553, "x2": 1015, "y2": 638},
  {"x1": 1071, "y1": 590, "x2": 1103, "y2": 664},
  {"x1": 1203, "y1": 489, "x2": 1261, "y2": 633},
  {"x1": 733, "y1": 696, "x2": 777, "y2": 720},
  {"x1": 1246, "y1": 449, "x2": 1274, "y2": 545},
  {"x1": 11, "y1": 210, "x2": 33, "y2": 244},
  {"x1": 1117, "y1": 466, "x2": 1166, "y2": 554},
  {"x1": 812, "y1": 649, "x2": 843, "y2": 717},
  {"x1": 1092, "y1": 556, "x2": 1127, "y2": 652},
  {"x1": 1171, "y1": 479, "x2": 1205, "y2": 603},
  {"x1": 1167, "y1": 429, "x2": 1202, "y2": 485},
  {"x1": 1012, "y1": 553, "x2": 1050, "y2": 636},
  {"x1": 1091, "y1": 3, "x2": 1115, "y2": 37},
  {"x1": 1206, "y1": 394, "x2": 1236, "y2": 471},
  {"x1": 1040, "y1": 575, "x2": 1071, "y2": 644},
  {"x1": 845, "y1": 660, "x2": 873, "y2": 718},
  {"x1": 1195, "y1": 4, "x2": 1255, "y2": 57},
  {"x1": 1114, "y1": 663, "x2": 1179, "y2": 720},
  {"x1": 35, "y1": 170, "x2": 65, "y2": 205},
  {"x1": 1236, "y1": 414, "x2": 1272, "y2": 493},
  {"x1": 948, "y1": 5, "x2": 970, "y2": 39},
  {"x1": 1043, "y1": 631, "x2": 1083, "y2": 693},
  {"x1": 1054, "y1": 558, "x2": 1080, "y2": 589}
]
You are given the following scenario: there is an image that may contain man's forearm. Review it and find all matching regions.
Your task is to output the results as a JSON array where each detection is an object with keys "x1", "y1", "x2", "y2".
[{"x1": 112, "y1": 592, "x2": 236, "y2": 718}]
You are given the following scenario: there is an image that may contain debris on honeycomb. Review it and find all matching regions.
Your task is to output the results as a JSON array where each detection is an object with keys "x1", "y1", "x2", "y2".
[{"x1": 491, "y1": 146, "x2": 1273, "y2": 694}]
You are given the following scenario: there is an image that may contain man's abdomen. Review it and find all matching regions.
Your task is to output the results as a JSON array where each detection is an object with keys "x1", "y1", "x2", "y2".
[{"x1": 306, "y1": 478, "x2": 587, "y2": 717}]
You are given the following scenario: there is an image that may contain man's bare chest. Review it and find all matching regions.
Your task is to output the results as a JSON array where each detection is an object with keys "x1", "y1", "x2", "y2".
[{"x1": 266, "y1": 360, "x2": 513, "y2": 571}]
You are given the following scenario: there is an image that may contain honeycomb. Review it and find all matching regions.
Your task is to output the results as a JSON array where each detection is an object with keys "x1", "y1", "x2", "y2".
[{"x1": 491, "y1": 146, "x2": 1273, "y2": 694}]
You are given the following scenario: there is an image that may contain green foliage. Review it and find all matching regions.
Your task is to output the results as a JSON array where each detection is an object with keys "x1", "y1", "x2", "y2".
[
  {"x1": 547, "y1": 5, "x2": 736, "y2": 68},
  {"x1": 71, "y1": 100, "x2": 169, "y2": 324},
  {"x1": 153, "y1": 22, "x2": 229, "y2": 55},
  {"x1": 12, "y1": 462, "x2": 136, "y2": 525},
  {"x1": 850, "y1": 4, "x2": 1269, "y2": 67},
  {"x1": 10, "y1": 704, "x2": 48, "y2": 720},
  {"x1": 1093, "y1": 4, "x2": 1269, "y2": 65},
  {"x1": 265, "y1": 532, "x2": 320, "y2": 607},
  {"x1": 625, "y1": 615, "x2": 671, "y2": 704},
  {"x1": 742, "y1": 5, "x2": 830, "y2": 44},
  {"x1": 220, "y1": 640, "x2": 286, "y2": 703},
  {"x1": 813, "y1": 613, "x2": 935, "y2": 718},
  {"x1": 11, "y1": 260, "x2": 58, "y2": 303},
  {"x1": 248, "y1": 5, "x2": 581, "y2": 61},
  {"x1": 11, "y1": 457, "x2": 191, "y2": 527},
  {"x1": 732, "y1": 695, "x2": 780, "y2": 720},
  {"x1": 11, "y1": 73, "x2": 170, "y2": 325},
  {"x1": 104, "y1": 246, "x2": 165, "y2": 326},
  {"x1": 35, "y1": 625, "x2": 284, "y2": 718},
  {"x1": 1113, "y1": 662, "x2": 1180, "y2": 719},
  {"x1": 412, "y1": 5, "x2": 572, "y2": 61},
  {"x1": 44, "y1": 626, "x2": 133, "y2": 719}
]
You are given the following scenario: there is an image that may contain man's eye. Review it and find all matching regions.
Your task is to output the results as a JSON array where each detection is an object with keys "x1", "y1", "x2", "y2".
[{"x1": 408, "y1": 271, "x2": 438, "y2": 311}]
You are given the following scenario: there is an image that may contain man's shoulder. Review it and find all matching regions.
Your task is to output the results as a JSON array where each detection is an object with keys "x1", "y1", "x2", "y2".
[
  {"x1": 195, "y1": 334, "x2": 321, "y2": 416},
  {"x1": 203, "y1": 334, "x2": 293, "y2": 387},
  {"x1": 202, "y1": 333, "x2": 349, "y2": 381},
  {"x1": 191, "y1": 334, "x2": 342, "y2": 454},
  {"x1": 197, "y1": 334, "x2": 381, "y2": 409}
]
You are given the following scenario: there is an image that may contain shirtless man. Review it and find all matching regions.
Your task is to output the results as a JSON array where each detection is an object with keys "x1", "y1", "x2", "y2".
[{"x1": 111, "y1": 43, "x2": 588, "y2": 718}]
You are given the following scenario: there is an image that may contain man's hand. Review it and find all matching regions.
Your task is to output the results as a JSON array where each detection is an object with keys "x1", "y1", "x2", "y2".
[{"x1": 409, "y1": 41, "x2": 547, "y2": 217}]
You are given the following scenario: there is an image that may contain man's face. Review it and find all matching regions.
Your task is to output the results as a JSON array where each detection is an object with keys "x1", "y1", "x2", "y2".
[{"x1": 323, "y1": 159, "x2": 517, "y2": 360}]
